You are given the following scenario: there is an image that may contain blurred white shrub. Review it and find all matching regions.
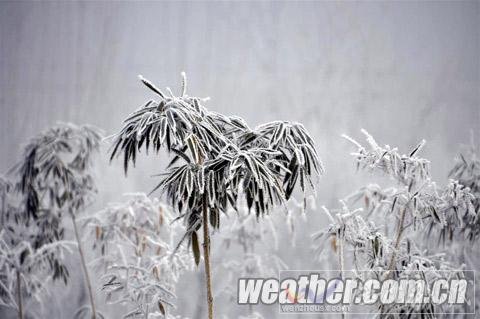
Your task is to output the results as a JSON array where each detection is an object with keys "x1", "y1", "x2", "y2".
[
  {"x1": 84, "y1": 193, "x2": 191, "y2": 319},
  {"x1": 0, "y1": 177, "x2": 74, "y2": 318}
]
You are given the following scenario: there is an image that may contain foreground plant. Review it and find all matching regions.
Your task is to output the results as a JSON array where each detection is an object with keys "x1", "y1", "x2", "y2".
[
  {"x1": 13, "y1": 123, "x2": 102, "y2": 318},
  {"x1": 314, "y1": 130, "x2": 478, "y2": 317},
  {"x1": 84, "y1": 194, "x2": 190, "y2": 318},
  {"x1": 110, "y1": 73, "x2": 323, "y2": 318}
]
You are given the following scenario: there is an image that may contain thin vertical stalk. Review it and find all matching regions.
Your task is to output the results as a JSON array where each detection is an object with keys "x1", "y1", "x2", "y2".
[
  {"x1": 381, "y1": 206, "x2": 408, "y2": 316},
  {"x1": 71, "y1": 214, "x2": 97, "y2": 319},
  {"x1": 16, "y1": 270, "x2": 23, "y2": 319},
  {"x1": 387, "y1": 206, "x2": 407, "y2": 278},
  {"x1": 1, "y1": 192, "x2": 5, "y2": 228},
  {"x1": 337, "y1": 235, "x2": 345, "y2": 319},
  {"x1": 202, "y1": 197, "x2": 214, "y2": 319}
]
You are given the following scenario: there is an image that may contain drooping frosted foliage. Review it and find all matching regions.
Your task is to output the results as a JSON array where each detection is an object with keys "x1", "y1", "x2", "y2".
[
  {"x1": 14, "y1": 123, "x2": 102, "y2": 245},
  {"x1": 109, "y1": 73, "x2": 323, "y2": 319},
  {"x1": 110, "y1": 74, "x2": 323, "y2": 236},
  {"x1": 0, "y1": 123, "x2": 102, "y2": 319}
]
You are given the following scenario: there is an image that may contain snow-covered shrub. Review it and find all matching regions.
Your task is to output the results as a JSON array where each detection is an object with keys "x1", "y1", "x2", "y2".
[
  {"x1": 11, "y1": 123, "x2": 102, "y2": 318},
  {"x1": 314, "y1": 130, "x2": 478, "y2": 317},
  {"x1": 448, "y1": 140, "x2": 480, "y2": 242},
  {"x1": 84, "y1": 194, "x2": 191, "y2": 318},
  {"x1": 0, "y1": 177, "x2": 74, "y2": 319},
  {"x1": 14, "y1": 123, "x2": 101, "y2": 237}
]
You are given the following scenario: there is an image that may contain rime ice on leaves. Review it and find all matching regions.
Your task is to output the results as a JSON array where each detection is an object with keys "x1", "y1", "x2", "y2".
[
  {"x1": 314, "y1": 130, "x2": 477, "y2": 318},
  {"x1": 109, "y1": 74, "x2": 323, "y2": 319}
]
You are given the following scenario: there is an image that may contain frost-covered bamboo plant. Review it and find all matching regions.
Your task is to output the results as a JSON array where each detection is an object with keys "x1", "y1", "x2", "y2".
[
  {"x1": 110, "y1": 73, "x2": 323, "y2": 318},
  {"x1": 448, "y1": 140, "x2": 480, "y2": 242},
  {"x1": 448, "y1": 140, "x2": 480, "y2": 314},
  {"x1": 342, "y1": 130, "x2": 476, "y2": 260},
  {"x1": 84, "y1": 194, "x2": 191, "y2": 318},
  {"x1": 314, "y1": 130, "x2": 477, "y2": 317},
  {"x1": 0, "y1": 177, "x2": 74, "y2": 319},
  {"x1": 12, "y1": 123, "x2": 102, "y2": 318}
]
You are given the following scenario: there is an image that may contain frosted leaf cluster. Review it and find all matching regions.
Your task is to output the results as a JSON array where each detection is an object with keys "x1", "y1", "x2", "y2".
[
  {"x1": 448, "y1": 143, "x2": 480, "y2": 241},
  {"x1": 0, "y1": 123, "x2": 102, "y2": 319},
  {"x1": 110, "y1": 74, "x2": 323, "y2": 242},
  {"x1": 342, "y1": 130, "x2": 477, "y2": 242},
  {"x1": 13, "y1": 123, "x2": 101, "y2": 251},
  {"x1": 315, "y1": 130, "x2": 478, "y2": 318}
]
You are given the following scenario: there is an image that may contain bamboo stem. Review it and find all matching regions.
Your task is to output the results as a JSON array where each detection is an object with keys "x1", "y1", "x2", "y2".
[
  {"x1": 387, "y1": 206, "x2": 408, "y2": 277},
  {"x1": 338, "y1": 236, "x2": 345, "y2": 319},
  {"x1": 16, "y1": 270, "x2": 23, "y2": 319},
  {"x1": 202, "y1": 198, "x2": 214, "y2": 319},
  {"x1": 380, "y1": 207, "x2": 408, "y2": 316},
  {"x1": 71, "y1": 215, "x2": 97, "y2": 319}
]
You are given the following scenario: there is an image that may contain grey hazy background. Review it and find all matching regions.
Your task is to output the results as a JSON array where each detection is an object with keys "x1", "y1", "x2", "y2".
[{"x1": 0, "y1": 1, "x2": 479, "y2": 318}]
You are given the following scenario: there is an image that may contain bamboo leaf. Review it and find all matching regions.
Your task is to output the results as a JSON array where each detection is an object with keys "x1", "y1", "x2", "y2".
[{"x1": 191, "y1": 231, "x2": 200, "y2": 266}]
